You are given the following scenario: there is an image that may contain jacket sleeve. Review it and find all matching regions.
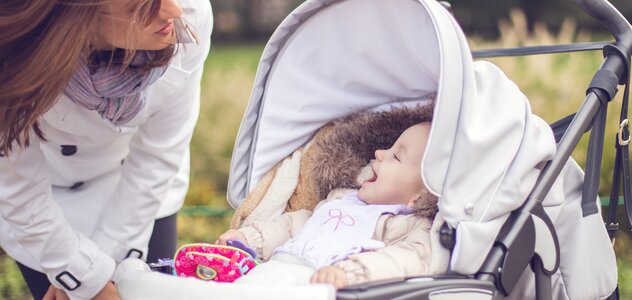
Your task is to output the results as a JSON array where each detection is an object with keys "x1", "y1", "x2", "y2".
[
  {"x1": 334, "y1": 216, "x2": 432, "y2": 285},
  {"x1": 90, "y1": 0, "x2": 213, "y2": 263},
  {"x1": 0, "y1": 135, "x2": 116, "y2": 299},
  {"x1": 237, "y1": 209, "x2": 313, "y2": 260}
]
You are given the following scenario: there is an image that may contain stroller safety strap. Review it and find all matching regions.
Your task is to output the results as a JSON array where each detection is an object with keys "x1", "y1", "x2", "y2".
[
  {"x1": 578, "y1": 42, "x2": 630, "y2": 218},
  {"x1": 605, "y1": 42, "x2": 632, "y2": 240}
]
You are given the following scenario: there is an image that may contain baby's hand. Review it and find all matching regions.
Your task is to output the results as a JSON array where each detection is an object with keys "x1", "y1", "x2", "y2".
[
  {"x1": 215, "y1": 229, "x2": 247, "y2": 246},
  {"x1": 310, "y1": 266, "x2": 348, "y2": 289}
]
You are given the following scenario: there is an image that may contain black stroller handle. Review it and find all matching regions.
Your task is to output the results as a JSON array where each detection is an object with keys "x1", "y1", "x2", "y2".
[{"x1": 573, "y1": 0, "x2": 632, "y2": 49}]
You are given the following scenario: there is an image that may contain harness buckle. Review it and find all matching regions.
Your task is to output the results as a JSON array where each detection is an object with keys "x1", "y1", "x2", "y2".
[{"x1": 618, "y1": 119, "x2": 630, "y2": 146}]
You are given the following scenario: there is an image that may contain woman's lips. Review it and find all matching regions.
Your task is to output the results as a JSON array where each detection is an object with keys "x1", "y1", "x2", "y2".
[{"x1": 156, "y1": 22, "x2": 174, "y2": 35}]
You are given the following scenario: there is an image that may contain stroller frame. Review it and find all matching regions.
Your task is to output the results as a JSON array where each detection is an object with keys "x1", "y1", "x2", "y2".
[
  {"x1": 110, "y1": 1, "x2": 628, "y2": 299},
  {"x1": 337, "y1": 0, "x2": 632, "y2": 299}
]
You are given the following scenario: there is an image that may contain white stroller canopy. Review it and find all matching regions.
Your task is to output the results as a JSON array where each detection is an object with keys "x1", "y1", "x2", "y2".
[
  {"x1": 229, "y1": 0, "x2": 441, "y2": 205},
  {"x1": 228, "y1": 0, "x2": 555, "y2": 273},
  {"x1": 227, "y1": 1, "x2": 616, "y2": 296}
]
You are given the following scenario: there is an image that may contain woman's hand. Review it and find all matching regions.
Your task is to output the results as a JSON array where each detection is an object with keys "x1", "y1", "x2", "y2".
[
  {"x1": 42, "y1": 280, "x2": 120, "y2": 300},
  {"x1": 43, "y1": 285, "x2": 69, "y2": 300},
  {"x1": 310, "y1": 266, "x2": 348, "y2": 289},
  {"x1": 92, "y1": 282, "x2": 121, "y2": 300},
  {"x1": 215, "y1": 229, "x2": 247, "y2": 246}
]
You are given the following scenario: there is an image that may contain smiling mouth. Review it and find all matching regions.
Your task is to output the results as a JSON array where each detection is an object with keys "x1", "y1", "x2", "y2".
[{"x1": 365, "y1": 167, "x2": 378, "y2": 183}]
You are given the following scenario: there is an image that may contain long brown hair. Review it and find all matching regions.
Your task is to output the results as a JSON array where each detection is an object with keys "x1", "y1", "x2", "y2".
[{"x1": 0, "y1": 0, "x2": 173, "y2": 156}]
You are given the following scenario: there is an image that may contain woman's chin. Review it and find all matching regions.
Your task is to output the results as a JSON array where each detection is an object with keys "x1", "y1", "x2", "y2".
[
  {"x1": 139, "y1": 43, "x2": 173, "y2": 51},
  {"x1": 135, "y1": 37, "x2": 176, "y2": 51}
]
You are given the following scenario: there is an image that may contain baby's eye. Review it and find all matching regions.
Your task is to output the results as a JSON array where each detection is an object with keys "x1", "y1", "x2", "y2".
[{"x1": 393, "y1": 153, "x2": 400, "y2": 162}]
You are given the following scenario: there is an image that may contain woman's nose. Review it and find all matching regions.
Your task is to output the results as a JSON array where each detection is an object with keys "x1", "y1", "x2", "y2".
[{"x1": 159, "y1": 0, "x2": 182, "y2": 20}]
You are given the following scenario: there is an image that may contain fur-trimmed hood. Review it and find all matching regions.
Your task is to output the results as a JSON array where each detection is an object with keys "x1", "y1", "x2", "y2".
[{"x1": 309, "y1": 105, "x2": 434, "y2": 200}]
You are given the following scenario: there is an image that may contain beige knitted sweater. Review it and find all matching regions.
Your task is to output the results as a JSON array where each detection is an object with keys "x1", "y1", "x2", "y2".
[{"x1": 237, "y1": 204, "x2": 432, "y2": 285}]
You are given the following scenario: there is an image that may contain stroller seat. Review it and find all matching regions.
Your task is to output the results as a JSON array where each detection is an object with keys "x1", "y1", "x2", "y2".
[{"x1": 115, "y1": 0, "x2": 628, "y2": 299}]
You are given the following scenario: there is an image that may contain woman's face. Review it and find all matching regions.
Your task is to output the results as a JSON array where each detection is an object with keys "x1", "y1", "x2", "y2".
[{"x1": 96, "y1": 0, "x2": 182, "y2": 50}]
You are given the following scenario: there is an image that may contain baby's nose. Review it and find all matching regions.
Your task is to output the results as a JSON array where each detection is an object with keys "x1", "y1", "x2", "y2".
[{"x1": 375, "y1": 149, "x2": 384, "y2": 161}]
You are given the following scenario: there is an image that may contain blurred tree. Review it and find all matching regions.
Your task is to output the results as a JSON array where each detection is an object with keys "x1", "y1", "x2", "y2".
[
  {"x1": 451, "y1": 0, "x2": 631, "y2": 38},
  {"x1": 209, "y1": 0, "x2": 631, "y2": 41},
  {"x1": 211, "y1": 0, "x2": 298, "y2": 40},
  {"x1": 519, "y1": 0, "x2": 546, "y2": 30}
]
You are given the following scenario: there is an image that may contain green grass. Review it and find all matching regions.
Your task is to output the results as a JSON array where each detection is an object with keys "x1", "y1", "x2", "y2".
[
  {"x1": 615, "y1": 233, "x2": 632, "y2": 296},
  {"x1": 205, "y1": 43, "x2": 264, "y2": 74},
  {"x1": 1, "y1": 12, "x2": 631, "y2": 298},
  {"x1": 189, "y1": 43, "x2": 264, "y2": 193}
]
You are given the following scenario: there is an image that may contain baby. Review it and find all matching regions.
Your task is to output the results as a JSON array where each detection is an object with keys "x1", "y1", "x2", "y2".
[{"x1": 217, "y1": 122, "x2": 437, "y2": 288}]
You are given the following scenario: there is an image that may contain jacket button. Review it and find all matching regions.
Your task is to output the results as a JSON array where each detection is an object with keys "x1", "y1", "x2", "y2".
[
  {"x1": 464, "y1": 203, "x2": 474, "y2": 215},
  {"x1": 61, "y1": 145, "x2": 77, "y2": 156},
  {"x1": 69, "y1": 182, "x2": 84, "y2": 190}
]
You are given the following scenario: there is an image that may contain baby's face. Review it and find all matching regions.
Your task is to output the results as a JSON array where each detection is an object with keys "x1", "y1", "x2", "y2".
[{"x1": 358, "y1": 123, "x2": 430, "y2": 206}]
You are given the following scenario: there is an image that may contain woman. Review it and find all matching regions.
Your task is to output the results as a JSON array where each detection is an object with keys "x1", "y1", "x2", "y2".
[{"x1": 0, "y1": 0, "x2": 212, "y2": 299}]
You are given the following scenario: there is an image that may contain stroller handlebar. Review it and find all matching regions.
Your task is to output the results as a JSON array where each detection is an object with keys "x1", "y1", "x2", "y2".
[{"x1": 574, "y1": 0, "x2": 632, "y2": 50}]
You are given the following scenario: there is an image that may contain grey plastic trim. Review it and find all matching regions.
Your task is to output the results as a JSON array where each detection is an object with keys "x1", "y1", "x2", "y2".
[
  {"x1": 337, "y1": 277, "x2": 499, "y2": 300},
  {"x1": 429, "y1": 288, "x2": 493, "y2": 300}
]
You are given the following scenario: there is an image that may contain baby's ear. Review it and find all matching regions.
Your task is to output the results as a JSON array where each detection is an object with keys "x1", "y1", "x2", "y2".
[
  {"x1": 406, "y1": 193, "x2": 422, "y2": 208},
  {"x1": 412, "y1": 190, "x2": 440, "y2": 218}
]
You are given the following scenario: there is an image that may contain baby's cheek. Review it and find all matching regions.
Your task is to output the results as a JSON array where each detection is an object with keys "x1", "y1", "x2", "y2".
[{"x1": 358, "y1": 187, "x2": 369, "y2": 201}]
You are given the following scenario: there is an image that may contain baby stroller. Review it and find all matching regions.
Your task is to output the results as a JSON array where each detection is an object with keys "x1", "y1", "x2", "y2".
[{"x1": 114, "y1": 0, "x2": 631, "y2": 299}]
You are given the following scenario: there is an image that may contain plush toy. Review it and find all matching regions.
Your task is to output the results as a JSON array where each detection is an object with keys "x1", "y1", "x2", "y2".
[
  {"x1": 173, "y1": 240, "x2": 260, "y2": 282},
  {"x1": 231, "y1": 103, "x2": 435, "y2": 229}
]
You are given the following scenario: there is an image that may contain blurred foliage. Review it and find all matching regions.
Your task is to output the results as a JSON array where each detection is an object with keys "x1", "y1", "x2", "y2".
[
  {"x1": 212, "y1": 0, "x2": 304, "y2": 40},
  {"x1": 209, "y1": 0, "x2": 631, "y2": 40},
  {"x1": 615, "y1": 231, "x2": 632, "y2": 296},
  {"x1": 190, "y1": 43, "x2": 263, "y2": 194},
  {"x1": 449, "y1": 0, "x2": 631, "y2": 38},
  {"x1": 1, "y1": 8, "x2": 632, "y2": 299},
  {"x1": 474, "y1": 10, "x2": 625, "y2": 198},
  {"x1": 0, "y1": 253, "x2": 28, "y2": 300}
]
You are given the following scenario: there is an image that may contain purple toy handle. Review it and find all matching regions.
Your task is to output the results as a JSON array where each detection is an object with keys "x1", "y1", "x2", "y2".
[{"x1": 227, "y1": 240, "x2": 257, "y2": 258}]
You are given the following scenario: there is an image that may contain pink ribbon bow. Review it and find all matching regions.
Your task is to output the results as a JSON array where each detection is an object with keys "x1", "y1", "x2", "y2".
[{"x1": 323, "y1": 209, "x2": 355, "y2": 231}]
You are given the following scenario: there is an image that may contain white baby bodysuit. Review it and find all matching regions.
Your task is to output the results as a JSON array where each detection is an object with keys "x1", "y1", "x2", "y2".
[{"x1": 273, "y1": 193, "x2": 412, "y2": 268}]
